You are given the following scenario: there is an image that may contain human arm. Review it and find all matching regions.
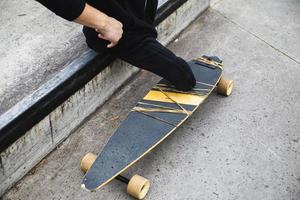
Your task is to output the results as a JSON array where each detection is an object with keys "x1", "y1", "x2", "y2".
[
  {"x1": 35, "y1": 0, "x2": 123, "y2": 48},
  {"x1": 74, "y1": 4, "x2": 123, "y2": 48}
]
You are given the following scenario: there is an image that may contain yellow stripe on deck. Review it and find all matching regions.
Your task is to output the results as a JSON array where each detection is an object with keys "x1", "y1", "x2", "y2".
[{"x1": 143, "y1": 90, "x2": 206, "y2": 106}]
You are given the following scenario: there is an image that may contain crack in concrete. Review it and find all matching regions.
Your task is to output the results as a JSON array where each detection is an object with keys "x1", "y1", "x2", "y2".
[
  {"x1": 250, "y1": 134, "x2": 284, "y2": 163},
  {"x1": 211, "y1": 0, "x2": 226, "y2": 7},
  {"x1": 0, "y1": 156, "x2": 4, "y2": 175},
  {"x1": 213, "y1": 9, "x2": 300, "y2": 65},
  {"x1": 49, "y1": 117, "x2": 54, "y2": 144}
]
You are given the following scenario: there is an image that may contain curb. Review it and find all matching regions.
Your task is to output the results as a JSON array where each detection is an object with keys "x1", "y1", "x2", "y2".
[{"x1": 0, "y1": 0, "x2": 209, "y2": 196}]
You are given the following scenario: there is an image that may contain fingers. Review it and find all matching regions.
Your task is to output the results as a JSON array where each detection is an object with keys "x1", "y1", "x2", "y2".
[
  {"x1": 95, "y1": 17, "x2": 123, "y2": 48},
  {"x1": 107, "y1": 42, "x2": 116, "y2": 48},
  {"x1": 97, "y1": 33, "x2": 105, "y2": 40},
  {"x1": 98, "y1": 34, "x2": 117, "y2": 48},
  {"x1": 98, "y1": 33, "x2": 121, "y2": 48}
]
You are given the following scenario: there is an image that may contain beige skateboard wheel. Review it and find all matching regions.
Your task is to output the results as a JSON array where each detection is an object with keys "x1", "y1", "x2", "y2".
[
  {"x1": 217, "y1": 77, "x2": 234, "y2": 96},
  {"x1": 80, "y1": 153, "x2": 96, "y2": 173},
  {"x1": 127, "y1": 175, "x2": 150, "y2": 199}
]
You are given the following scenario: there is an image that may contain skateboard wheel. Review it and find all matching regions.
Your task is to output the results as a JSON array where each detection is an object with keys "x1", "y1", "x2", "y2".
[
  {"x1": 217, "y1": 77, "x2": 233, "y2": 96},
  {"x1": 80, "y1": 153, "x2": 96, "y2": 173},
  {"x1": 127, "y1": 175, "x2": 150, "y2": 199}
]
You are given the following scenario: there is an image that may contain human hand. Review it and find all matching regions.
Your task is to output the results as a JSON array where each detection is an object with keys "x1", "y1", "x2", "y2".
[
  {"x1": 74, "y1": 4, "x2": 123, "y2": 48},
  {"x1": 95, "y1": 16, "x2": 123, "y2": 48}
]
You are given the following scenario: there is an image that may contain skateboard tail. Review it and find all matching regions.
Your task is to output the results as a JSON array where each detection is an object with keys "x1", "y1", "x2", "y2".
[
  {"x1": 82, "y1": 105, "x2": 200, "y2": 191},
  {"x1": 81, "y1": 184, "x2": 88, "y2": 191},
  {"x1": 81, "y1": 183, "x2": 102, "y2": 192},
  {"x1": 82, "y1": 170, "x2": 127, "y2": 191}
]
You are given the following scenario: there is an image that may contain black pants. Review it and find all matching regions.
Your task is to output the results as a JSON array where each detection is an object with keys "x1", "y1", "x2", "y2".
[{"x1": 88, "y1": 37, "x2": 196, "y2": 91}]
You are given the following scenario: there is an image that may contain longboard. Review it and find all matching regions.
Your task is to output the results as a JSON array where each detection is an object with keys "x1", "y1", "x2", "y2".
[{"x1": 80, "y1": 56, "x2": 233, "y2": 199}]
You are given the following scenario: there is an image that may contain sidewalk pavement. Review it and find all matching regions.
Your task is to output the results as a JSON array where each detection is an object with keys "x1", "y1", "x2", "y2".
[{"x1": 3, "y1": 0, "x2": 300, "y2": 199}]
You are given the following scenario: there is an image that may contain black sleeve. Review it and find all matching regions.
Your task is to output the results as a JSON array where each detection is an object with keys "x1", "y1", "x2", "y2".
[{"x1": 36, "y1": 0, "x2": 86, "y2": 21}]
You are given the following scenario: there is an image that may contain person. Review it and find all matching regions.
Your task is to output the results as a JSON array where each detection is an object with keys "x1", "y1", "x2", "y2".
[{"x1": 36, "y1": 0, "x2": 196, "y2": 91}]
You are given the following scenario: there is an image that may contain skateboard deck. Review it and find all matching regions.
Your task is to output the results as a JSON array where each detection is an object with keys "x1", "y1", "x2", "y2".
[{"x1": 80, "y1": 56, "x2": 233, "y2": 198}]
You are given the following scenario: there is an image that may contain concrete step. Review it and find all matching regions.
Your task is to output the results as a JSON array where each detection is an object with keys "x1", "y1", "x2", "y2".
[
  {"x1": 0, "y1": 0, "x2": 210, "y2": 196},
  {"x1": 3, "y1": 1, "x2": 300, "y2": 198}
]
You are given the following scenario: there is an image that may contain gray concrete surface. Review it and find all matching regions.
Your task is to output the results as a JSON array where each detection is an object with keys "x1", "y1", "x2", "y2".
[
  {"x1": 0, "y1": 0, "x2": 209, "y2": 196},
  {"x1": 0, "y1": 0, "x2": 86, "y2": 115},
  {"x1": 213, "y1": 0, "x2": 300, "y2": 62},
  {"x1": 3, "y1": 0, "x2": 300, "y2": 199},
  {"x1": 0, "y1": 0, "x2": 169, "y2": 115}
]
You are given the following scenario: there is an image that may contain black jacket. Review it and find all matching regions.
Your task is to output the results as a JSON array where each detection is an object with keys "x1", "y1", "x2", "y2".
[{"x1": 36, "y1": 0, "x2": 158, "y2": 53}]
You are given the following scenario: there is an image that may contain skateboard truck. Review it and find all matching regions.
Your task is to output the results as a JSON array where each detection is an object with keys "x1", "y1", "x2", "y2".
[{"x1": 80, "y1": 153, "x2": 150, "y2": 199}]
